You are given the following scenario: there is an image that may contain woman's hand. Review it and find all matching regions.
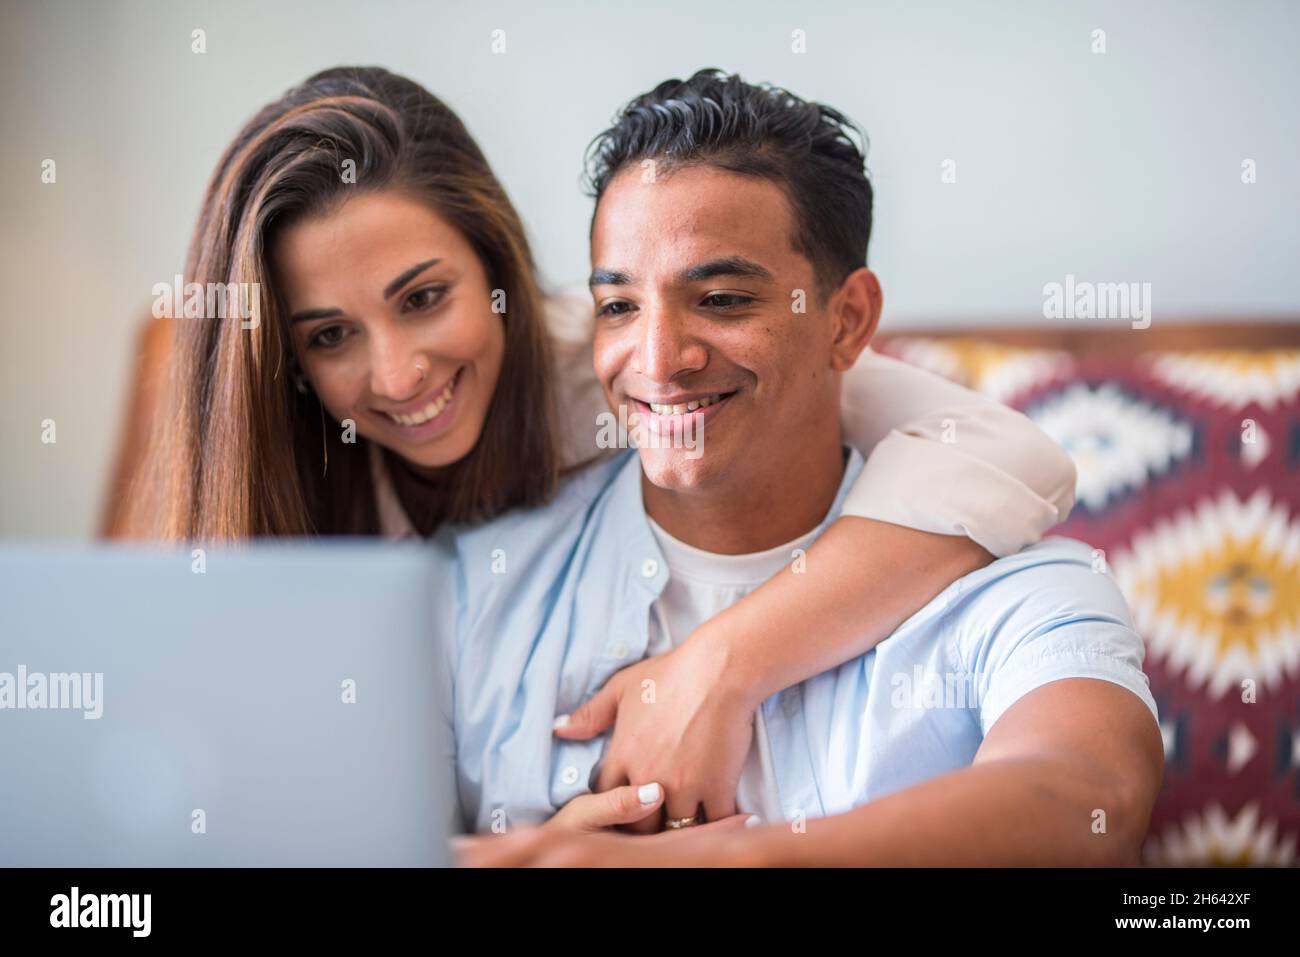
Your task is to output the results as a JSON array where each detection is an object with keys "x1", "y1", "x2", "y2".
[
  {"x1": 552, "y1": 636, "x2": 759, "y2": 833},
  {"x1": 544, "y1": 782, "x2": 665, "y2": 833},
  {"x1": 455, "y1": 813, "x2": 758, "y2": 867}
]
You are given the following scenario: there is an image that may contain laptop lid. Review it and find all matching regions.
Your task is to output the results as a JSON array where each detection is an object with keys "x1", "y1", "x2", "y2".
[{"x1": 0, "y1": 541, "x2": 458, "y2": 866}]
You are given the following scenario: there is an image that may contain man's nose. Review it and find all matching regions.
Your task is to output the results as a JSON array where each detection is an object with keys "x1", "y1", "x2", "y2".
[
  {"x1": 634, "y1": 302, "x2": 707, "y2": 384},
  {"x1": 369, "y1": 330, "x2": 425, "y2": 402}
]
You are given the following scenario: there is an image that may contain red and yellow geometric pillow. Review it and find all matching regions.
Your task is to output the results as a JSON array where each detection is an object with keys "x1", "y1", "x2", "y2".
[{"x1": 878, "y1": 337, "x2": 1300, "y2": 866}]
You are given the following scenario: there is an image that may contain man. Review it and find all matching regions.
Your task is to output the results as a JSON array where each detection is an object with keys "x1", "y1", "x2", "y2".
[{"x1": 442, "y1": 69, "x2": 1163, "y2": 865}]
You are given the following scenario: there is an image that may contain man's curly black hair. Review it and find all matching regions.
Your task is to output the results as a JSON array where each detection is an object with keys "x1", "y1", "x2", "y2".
[{"x1": 582, "y1": 68, "x2": 874, "y2": 298}]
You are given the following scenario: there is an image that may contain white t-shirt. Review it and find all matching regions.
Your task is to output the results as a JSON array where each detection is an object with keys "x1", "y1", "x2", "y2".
[{"x1": 643, "y1": 513, "x2": 827, "y2": 825}]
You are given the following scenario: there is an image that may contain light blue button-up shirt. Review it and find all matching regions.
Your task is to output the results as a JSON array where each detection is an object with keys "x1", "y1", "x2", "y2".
[{"x1": 430, "y1": 447, "x2": 1159, "y2": 833}]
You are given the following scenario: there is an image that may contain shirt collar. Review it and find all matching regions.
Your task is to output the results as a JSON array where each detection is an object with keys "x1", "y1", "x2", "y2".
[{"x1": 608, "y1": 443, "x2": 867, "y2": 596}]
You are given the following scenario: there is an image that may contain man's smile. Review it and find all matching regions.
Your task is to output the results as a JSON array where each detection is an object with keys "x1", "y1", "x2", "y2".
[{"x1": 627, "y1": 389, "x2": 738, "y2": 431}]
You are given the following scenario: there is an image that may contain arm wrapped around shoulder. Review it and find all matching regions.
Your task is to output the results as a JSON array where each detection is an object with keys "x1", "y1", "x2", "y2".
[{"x1": 837, "y1": 347, "x2": 1077, "y2": 557}]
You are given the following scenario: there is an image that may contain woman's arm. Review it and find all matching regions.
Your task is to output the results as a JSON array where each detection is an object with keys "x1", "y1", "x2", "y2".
[
  {"x1": 555, "y1": 340, "x2": 1078, "y2": 831},
  {"x1": 836, "y1": 346, "x2": 1076, "y2": 556}
]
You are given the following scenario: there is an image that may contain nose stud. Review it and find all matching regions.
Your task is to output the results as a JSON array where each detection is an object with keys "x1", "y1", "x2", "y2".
[{"x1": 414, "y1": 359, "x2": 427, "y2": 382}]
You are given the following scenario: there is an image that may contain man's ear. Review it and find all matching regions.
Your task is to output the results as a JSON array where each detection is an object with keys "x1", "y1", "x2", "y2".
[{"x1": 828, "y1": 267, "x2": 882, "y2": 371}]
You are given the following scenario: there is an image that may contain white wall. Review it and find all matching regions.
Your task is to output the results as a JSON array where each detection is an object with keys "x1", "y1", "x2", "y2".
[{"x1": 1, "y1": 0, "x2": 1296, "y2": 538}]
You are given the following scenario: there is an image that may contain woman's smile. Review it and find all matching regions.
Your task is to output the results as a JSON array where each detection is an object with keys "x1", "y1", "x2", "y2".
[{"x1": 375, "y1": 366, "x2": 466, "y2": 440}]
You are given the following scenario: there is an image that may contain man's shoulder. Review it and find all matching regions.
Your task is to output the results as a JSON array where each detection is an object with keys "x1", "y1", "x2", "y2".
[
  {"x1": 947, "y1": 535, "x2": 1131, "y2": 620},
  {"x1": 939, "y1": 536, "x2": 1157, "y2": 734},
  {"x1": 939, "y1": 534, "x2": 1143, "y2": 673},
  {"x1": 961, "y1": 535, "x2": 1111, "y2": 589}
]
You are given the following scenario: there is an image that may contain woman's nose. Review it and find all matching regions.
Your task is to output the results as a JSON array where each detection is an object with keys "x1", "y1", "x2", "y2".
[{"x1": 369, "y1": 337, "x2": 426, "y2": 402}]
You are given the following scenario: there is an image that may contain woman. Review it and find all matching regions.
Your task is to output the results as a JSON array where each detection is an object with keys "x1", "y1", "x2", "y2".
[{"x1": 133, "y1": 66, "x2": 1076, "y2": 834}]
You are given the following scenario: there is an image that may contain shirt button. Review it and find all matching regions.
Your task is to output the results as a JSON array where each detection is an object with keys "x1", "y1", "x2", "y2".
[
  {"x1": 641, "y1": 558, "x2": 660, "y2": 578},
  {"x1": 561, "y1": 765, "x2": 580, "y2": 786},
  {"x1": 610, "y1": 642, "x2": 629, "y2": 660}
]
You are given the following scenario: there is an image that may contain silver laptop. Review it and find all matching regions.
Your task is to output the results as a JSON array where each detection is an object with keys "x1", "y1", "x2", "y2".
[{"x1": 0, "y1": 541, "x2": 459, "y2": 866}]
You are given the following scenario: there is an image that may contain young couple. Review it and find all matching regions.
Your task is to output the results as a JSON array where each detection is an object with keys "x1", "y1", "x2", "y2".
[{"x1": 138, "y1": 66, "x2": 1162, "y2": 865}]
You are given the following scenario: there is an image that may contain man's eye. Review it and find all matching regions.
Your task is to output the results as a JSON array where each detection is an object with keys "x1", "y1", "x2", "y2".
[
  {"x1": 309, "y1": 325, "x2": 348, "y2": 350},
  {"x1": 702, "y1": 293, "x2": 753, "y2": 308},
  {"x1": 404, "y1": 285, "x2": 448, "y2": 312},
  {"x1": 596, "y1": 300, "x2": 634, "y2": 317}
]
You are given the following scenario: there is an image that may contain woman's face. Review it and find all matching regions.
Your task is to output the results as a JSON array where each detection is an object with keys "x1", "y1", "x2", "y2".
[{"x1": 271, "y1": 190, "x2": 505, "y2": 473}]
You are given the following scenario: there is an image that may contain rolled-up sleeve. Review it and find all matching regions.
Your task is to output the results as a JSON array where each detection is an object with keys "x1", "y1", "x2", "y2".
[
  {"x1": 948, "y1": 539, "x2": 1160, "y2": 738},
  {"x1": 839, "y1": 347, "x2": 1077, "y2": 557}
]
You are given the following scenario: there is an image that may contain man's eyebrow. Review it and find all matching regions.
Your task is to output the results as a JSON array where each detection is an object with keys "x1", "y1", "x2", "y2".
[
  {"x1": 383, "y1": 258, "x2": 442, "y2": 299},
  {"x1": 588, "y1": 257, "x2": 775, "y2": 289},
  {"x1": 588, "y1": 267, "x2": 631, "y2": 288},
  {"x1": 682, "y1": 257, "x2": 775, "y2": 284}
]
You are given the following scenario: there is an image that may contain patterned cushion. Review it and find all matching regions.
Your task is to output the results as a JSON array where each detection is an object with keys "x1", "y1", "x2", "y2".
[{"x1": 877, "y1": 336, "x2": 1300, "y2": 866}]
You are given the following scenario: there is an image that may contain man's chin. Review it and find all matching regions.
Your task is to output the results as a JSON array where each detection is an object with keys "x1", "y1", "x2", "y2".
[{"x1": 636, "y1": 446, "x2": 716, "y2": 492}]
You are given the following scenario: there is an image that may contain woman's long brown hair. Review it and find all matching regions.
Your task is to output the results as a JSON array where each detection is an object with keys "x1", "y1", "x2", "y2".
[{"x1": 134, "y1": 67, "x2": 559, "y2": 539}]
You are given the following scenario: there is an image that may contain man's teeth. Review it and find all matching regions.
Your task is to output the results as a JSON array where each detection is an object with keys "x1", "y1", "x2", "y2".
[
  {"x1": 388, "y1": 376, "x2": 457, "y2": 426},
  {"x1": 647, "y1": 394, "x2": 724, "y2": 415}
]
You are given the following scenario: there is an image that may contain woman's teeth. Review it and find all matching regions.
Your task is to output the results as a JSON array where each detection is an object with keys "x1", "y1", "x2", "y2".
[
  {"x1": 387, "y1": 374, "x2": 458, "y2": 426},
  {"x1": 647, "y1": 394, "x2": 724, "y2": 415}
]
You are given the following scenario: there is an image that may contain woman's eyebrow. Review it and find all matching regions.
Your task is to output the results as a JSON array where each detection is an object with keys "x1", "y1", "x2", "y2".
[
  {"x1": 290, "y1": 307, "x2": 344, "y2": 325},
  {"x1": 383, "y1": 258, "x2": 442, "y2": 299},
  {"x1": 289, "y1": 258, "x2": 444, "y2": 324}
]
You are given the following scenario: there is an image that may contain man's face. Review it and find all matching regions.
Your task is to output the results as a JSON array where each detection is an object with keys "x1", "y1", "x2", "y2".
[{"x1": 590, "y1": 164, "x2": 843, "y2": 495}]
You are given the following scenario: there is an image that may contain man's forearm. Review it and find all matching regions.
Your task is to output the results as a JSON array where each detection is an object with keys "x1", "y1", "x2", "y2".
[{"x1": 724, "y1": 756, "x2": 1144, "y2": 867}]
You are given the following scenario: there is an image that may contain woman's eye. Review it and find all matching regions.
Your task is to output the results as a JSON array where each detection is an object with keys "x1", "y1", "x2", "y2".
[
  {"x1": 403, "y1": 285, "x2": 448, "y2": 312},
  {"x1": 309, "y1": 325, "x2": 349, "y2": 350},
  {"x1": 702, "y1": 293, "x2": 753, "y2": 309},
  {"x1": 596, "y1": 300, "x2": 634, "y2": 318}
]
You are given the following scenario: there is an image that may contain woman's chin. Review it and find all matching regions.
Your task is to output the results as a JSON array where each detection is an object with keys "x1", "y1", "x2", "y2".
[{"x1": 372, "y1": 423, "x2": 481, "y2": 475}]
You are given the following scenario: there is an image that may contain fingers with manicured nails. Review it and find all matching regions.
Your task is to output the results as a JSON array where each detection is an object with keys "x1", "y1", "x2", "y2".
[
  {"x1": 552, "y1": 678, "x2": 620, "y2": 740},
  {"x1": 549, "y1": 782, "x2": 664, "y2": 832},
  {"x1": 610, "y1": 742, "x2": 658, "y2": 833},
  {"x1": 597, "y1": 781, "x2": 665, "y2": 828}
]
